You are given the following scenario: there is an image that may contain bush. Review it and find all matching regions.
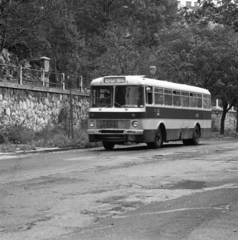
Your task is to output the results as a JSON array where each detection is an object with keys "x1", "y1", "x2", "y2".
[
  {"x1": 0, "y1": 124, "x2": 35, "y2": 144},
  {"x1": 34, "y1": 125, "x2": 94, "y2": 148}
]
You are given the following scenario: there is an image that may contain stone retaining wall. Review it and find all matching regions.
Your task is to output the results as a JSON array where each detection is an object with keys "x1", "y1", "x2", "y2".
[
  {"x1": 212, "y1": 108, "x2": 237, "y2": 132},
  {"x1": 0, "y1": 82, "x2": 89, "y2": 132}
]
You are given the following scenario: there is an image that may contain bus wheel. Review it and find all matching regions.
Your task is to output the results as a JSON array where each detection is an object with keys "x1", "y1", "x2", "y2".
[
  {"x1": 147, "y1": 128, "x2": 163, "y2": 149},
  {"x1": 183, "y1": 126, "x2": 200, "y2": 146},
  {"x1": 103, "y1": 142, "x2": 115, "y2": 150},
  {"x1": 191, "y1": 125, "x2": 200, "y2": 145}
]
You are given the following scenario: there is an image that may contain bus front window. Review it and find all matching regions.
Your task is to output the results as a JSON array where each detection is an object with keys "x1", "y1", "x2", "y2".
[
  {"x1": 91, "y1": 86, "x2": 113, "y2": 107},
  {"x1": 115, "y1": 86, "x2": 144, "y2": 108}
]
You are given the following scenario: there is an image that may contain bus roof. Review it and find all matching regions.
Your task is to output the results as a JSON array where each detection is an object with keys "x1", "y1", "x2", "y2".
[{"x1": 90, "y1": 75, "x2": 210, "y2": 95}]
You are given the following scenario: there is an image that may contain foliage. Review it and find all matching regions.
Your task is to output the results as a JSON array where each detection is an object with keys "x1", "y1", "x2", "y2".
[
  {"x1": 0, "y1": 122, "x2": 95, "y2": 149},
  {"x1": 197, "y1": 0, "x2": 238, "y2": 31},
  {"x1": 0, "y1": 123, "x2": 36, "y2": 144},
  {"x1": 156, "y1": 6, "x2": 238, "y2": 134},
  {"x1": 0, "y1": 0, "x2": 178, "y2": 85}
]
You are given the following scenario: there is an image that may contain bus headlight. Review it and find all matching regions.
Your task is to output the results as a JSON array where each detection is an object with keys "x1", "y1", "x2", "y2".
[
  {"x1": 89, "y1": 120, "x2": 95, "y2": 128},
  {"x1": 132, "y1": 121, "x2": 138, "y2": 128}
]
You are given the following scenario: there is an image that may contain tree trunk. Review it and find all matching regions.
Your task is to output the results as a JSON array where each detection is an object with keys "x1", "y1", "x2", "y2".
[
  {"x1": 220, "y1": 104, "x2": 228, "y2": 135},
  {"x1": 236, "y1": 108, "x2": 238, "y2": 133}
]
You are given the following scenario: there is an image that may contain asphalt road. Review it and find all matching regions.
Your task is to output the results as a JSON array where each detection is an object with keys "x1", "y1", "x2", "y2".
[{"x1": 1, "y1": 139, "x2": 238, "y2": 240}]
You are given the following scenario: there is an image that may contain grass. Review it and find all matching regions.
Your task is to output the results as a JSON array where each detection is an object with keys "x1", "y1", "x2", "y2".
[{"x1": 0, "y1": 123, "x2": 100, "y2": 153}]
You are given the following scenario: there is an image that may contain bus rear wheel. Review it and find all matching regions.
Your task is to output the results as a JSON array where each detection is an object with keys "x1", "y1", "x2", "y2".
[
  {"x1": 103, "y1": 142, "x2": 115, "y2": 150},
  {"x1": 147, "y1": 128, "x2": 163, "y2": 149},
  {"x1": 183, "y1": 125, "x2": 200, "y2": 145}
]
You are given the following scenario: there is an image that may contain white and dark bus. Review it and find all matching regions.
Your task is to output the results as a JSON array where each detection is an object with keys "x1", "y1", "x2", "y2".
[{"x1": 87, "y1": 75, "x2": 211, "y2": 150}]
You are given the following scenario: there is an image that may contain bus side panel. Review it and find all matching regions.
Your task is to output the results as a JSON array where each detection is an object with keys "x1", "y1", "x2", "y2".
[
  {"x1": 166, "y1": 129, "x2": 184, "y2": 141},
  {"x1": 180, "y1": 128, "x2": 193, "y2": 140}
]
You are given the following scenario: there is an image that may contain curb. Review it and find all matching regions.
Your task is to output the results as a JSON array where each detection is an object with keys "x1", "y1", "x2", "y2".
[{"x1": 0, "y1": 145, "x2": 103, "y2": 157}]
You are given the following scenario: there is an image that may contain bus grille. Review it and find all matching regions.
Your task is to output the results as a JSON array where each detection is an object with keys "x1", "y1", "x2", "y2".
[
  {"x1": 100, "y1": 130, "x2": 124, "y2": 133},
  {"x1": 97, "y1": 120, "x2": 130, "y2": 129}
]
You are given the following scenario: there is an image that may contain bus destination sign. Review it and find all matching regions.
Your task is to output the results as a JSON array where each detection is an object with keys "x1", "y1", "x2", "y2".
[{"x1": 104, "y1": 77, "x2": 125, "y2": 83}]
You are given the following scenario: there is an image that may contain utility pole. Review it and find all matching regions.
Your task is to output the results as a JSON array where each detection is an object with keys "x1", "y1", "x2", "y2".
[{"x1": 69, "y1": 75, "x2": 74, "y2": 139}]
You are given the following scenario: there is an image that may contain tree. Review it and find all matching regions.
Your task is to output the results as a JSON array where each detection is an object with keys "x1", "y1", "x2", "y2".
[
  {"x1": 0, "y1": 0, "x2": 65, "y2": 57},
  {"x1": 154, "y1": 24, "x2": 238, "y2": 134},
  {"x1": 76, "y1": 0, "x2": 178, "y2": 79}
]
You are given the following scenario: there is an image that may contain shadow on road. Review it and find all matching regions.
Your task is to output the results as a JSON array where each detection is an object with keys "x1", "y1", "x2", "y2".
[{"x1": 96, "y1": 142, "x2": 209, "y2": 152}]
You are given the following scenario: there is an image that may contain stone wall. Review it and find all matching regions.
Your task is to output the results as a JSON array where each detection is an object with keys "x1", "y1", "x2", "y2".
[
  {"x1": 212, "y1": 108, "x2": 237, "y2": 132},
  {"x1": 0, "y1": 82, "x2": 89, "y2": 132}
]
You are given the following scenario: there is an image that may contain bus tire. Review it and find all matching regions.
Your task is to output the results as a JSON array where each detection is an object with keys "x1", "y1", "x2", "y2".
[
  {"x1": 183, "y1": 125, "x2": 200, "y2": 146},
  {"x1": 147, "y1": 128, "x2": 163, "y2": 149},
  {"x1": 191, "y1": 125, "x2": 200, "y2": 145},
  {"x1": 103, "y1": 142, "x2": 115, "y2": 150}
]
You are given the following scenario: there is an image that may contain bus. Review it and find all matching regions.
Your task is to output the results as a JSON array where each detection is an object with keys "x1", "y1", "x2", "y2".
[{"x1": 87, "y1": 75, "x2": 211, "y2": 150}]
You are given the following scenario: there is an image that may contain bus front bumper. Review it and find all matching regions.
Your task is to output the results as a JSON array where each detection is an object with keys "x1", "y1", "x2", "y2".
[{"x1": 87, "y1": 129, "x2": 145, "y2": 143}]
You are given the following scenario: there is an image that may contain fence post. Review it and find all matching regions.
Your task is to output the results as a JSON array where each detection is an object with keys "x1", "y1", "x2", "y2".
[
  {"x1": 62, "y1": 73, "x2": 65, "y2": 90},
  {"x1": 19, "y1": 66, "x2": 23, "y2": 85},
  {"x1": 41, "y1": 69, "x2": 45, "y2": 86},
  {"x1": 80, "y1": 75, "x2": 83, "y2": 92}
]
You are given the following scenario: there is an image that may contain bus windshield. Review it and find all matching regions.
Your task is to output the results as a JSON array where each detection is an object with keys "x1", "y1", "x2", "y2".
[
  {"x1": 91, "y1": 86, "x2": 113, "y2": 107},
  {"x1": 91, "y1": 85, "x2": 144, "y2": 108},
  {"x1": 115, "y1": 86, "x2": 144, "y2": 108}
]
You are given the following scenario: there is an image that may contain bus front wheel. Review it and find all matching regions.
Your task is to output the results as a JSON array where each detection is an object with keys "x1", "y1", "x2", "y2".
[
  {"x1": 103, "y1": 142, "x2": 115, "y2": 150},
  {"x1": 147, "y1": 128, "x2": 163, "y2": 149}
]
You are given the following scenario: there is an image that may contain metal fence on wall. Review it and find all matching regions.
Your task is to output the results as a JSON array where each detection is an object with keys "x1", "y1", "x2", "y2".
[{"x1": 0, "y1": 63, "x2": 70, "y2": 90}]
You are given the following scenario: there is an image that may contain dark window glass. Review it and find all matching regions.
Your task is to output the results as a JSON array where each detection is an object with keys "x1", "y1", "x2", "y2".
[
  {"x1": 146, "y1": 86, "x2": 153, "y2": 104},
  {"x1": 155, "y1": 88, "x2": 163, "y2": 105},
  {"x1": 189, "y1": 92, "x2": 196, "y2": 107},
  {"x1": 164, "y1": 89, "x2": 172, "y2": 106},
  {"x1": 197, "y1": 94, "x2": 202, "y2": 108},
  {"x1": 173, "y1": 90, "x2": 181, "y2": 106},
  {"x1": 203, "y1": 94, "x2": 211, "y2": 109},
  {"x1": 115, "y1": 86, "x2": 144, "y2": 108},
  {"x1": 181, "y1": 91, "x2": 189, "y2": 107},
  {"x1": 91, "y1": 86, "x2": 113, "y2": 107}
]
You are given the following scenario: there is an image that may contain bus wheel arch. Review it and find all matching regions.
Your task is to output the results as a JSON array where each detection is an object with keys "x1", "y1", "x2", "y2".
[
  {"x1": 183, "y1": 123, "x2": 200, "y2": 146},
  {"x1": 158, "y1": 123, "x2": 166, "y2": 142},
  {"x1": 147, "y1": 123, "x2": 166, "y2": 149}
]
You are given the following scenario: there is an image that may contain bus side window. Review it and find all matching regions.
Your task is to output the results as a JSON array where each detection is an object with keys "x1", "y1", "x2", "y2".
[
  {"x1": 173, "y1": 90, "x2": 181, "y2": 106},
  {"x1": 164, "y1": 89, "x2": 172, "y2": 106},
  {"x1": 154, "y1": 88, "x2": 163, "y2": 105},
  {"x1": 197, "y1": 94, "x2": 202, "y2": 108},
  {"x1": 203, "y1": 94, "x2": 211, "y2": 109},
  {"x1": 181, "y1": 91, "x2": 189, "y2": 107},
  {"x1": 146, "y1": 87, "x2": 153, "y2": 104},
  {"x1": 189, "y1": 92, "x2": 196, "y2": 107}
]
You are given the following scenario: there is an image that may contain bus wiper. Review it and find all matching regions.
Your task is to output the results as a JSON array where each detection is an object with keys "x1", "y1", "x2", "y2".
[
  {"x1": 103, "y1": 104, "x2": 111, "y2": 108},
  {"x1": 114, "y1": 101, "x2": 125, "y2": 108}
]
